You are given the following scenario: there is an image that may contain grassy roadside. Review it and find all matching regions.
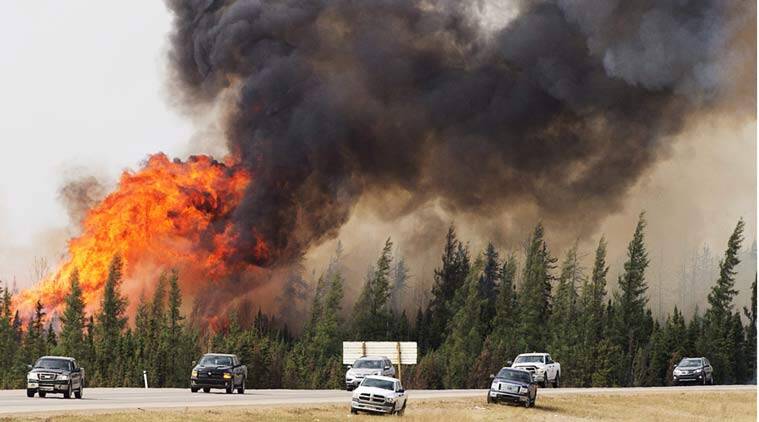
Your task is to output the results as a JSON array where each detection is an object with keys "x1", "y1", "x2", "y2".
[{"x1": 2, "y1": 390, "x2": 755, "y2": 422}]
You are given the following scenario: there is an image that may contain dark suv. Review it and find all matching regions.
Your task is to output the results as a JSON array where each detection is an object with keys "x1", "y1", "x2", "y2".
[
  {"x1": 487, "y1": 367, "x2": 538, "y2": 407},
  {"x1": 26, "y1": 356, "x2": 84, "y2": 399},
  {"x1": 673, "y1": 357, "x2": 714, "y2": 385}
]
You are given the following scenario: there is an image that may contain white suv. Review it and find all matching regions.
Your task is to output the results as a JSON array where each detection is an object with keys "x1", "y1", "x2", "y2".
[
  {"x1": 511, "y1": 353, "x2": 561, "y2": 388},
  {"x1": 350, "y1": 375, "x2": 407, "y2": 415},
  {"x1": 345, "y1": 356, "x2": 396, "y2": 391}
]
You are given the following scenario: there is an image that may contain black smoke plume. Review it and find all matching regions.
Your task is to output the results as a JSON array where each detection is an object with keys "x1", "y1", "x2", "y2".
[{"x1": 165, "y1": 0, "x2": 754, "y2": 264}]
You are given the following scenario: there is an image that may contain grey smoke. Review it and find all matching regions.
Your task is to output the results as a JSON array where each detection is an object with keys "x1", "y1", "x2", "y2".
[{"x1": 165, "y1": 0, "x2": 754, "y2": 265}]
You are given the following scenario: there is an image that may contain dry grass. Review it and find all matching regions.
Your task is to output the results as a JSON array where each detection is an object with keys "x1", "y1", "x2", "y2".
[{"x1": 2, "y1": 390, "x2": 755, "y2": 422}]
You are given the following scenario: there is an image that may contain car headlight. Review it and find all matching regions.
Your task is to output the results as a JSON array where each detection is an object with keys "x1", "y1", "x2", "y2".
[
  {"x1": 386, "y1": 397, "x2": 396, "y2": 403},
  {"x1": 223, "y1": 373, "x2": 232, "y2": 379},
  {"x1": 27, "y1": 373, "x2": 38, "y2": 380},
  {"x1": 519, "y1": 387, "x2": 528, "y2": 394},
  {"x1": 491, "y1": 381, "x2": 498, "y2": 389},
  {"x1": 58, "y1": 374, "x2": 69, "y2": 381},
  {"x1": 191, "y1": 370, "x2": 198, "y2": 377},
  {"x1": 536, "y1": 368, "x2": 545, "y2": 373}
]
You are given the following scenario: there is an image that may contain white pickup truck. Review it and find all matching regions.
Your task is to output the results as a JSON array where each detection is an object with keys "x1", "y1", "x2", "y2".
[{"x1": 510, "y1": 353, "x2": 560, "y2": 388}]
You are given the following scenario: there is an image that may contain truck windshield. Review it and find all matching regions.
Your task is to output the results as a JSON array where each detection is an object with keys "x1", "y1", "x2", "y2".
[
  {"x1": 34, "y1": 358, "x2": 72, "y2": 371},
  {"x1": 354, "y1": 360, "x2": 383, "y2": 369},
  {"x1": 200, "y1": 356, "x2": 233, "y2": 366},
  {"x1": 497, "y1": 368, "x2": 531, "y2": 383},
  {"x1": 514, "y1": 355, "x2": 544, "y2": 364},
  {"x1": 361, "y1": 378, "x2": 395, "y2": 390}
]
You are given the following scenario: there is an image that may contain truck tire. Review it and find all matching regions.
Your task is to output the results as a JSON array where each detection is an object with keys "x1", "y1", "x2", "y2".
[
  {"x1": 237, "y1": 379, "x2": 245, "y2": 394},
  {"x1": 203, "y1": 387, "x2": 210, "y2": 393},
  {"x1": 26, "y1": 389, "x2": 34, "y2": 398},
  {"x1": 351, "y1": 407, "x2": 358, "y2": 414},
  {"x1": 552, "y1": 373, "x2": 560, "y2": 388},
  {"x1": 75, "y1": 385, "x2": 83, "y2": 399},
  {"x1": 63, "y1": 383, "x2": 72, "y2": 399},
  {"x1": 539, "y1": 375, "x2": 546, "y2": 388},
  {"x1": 39, "y1": 392, "x2": 46, "y2": 398},
  {"x1": 487, "y1": 393, "x2": 493, "y2": 404},
  {"x1": 191, "y1": 387, "x2": 199, "y2": 393},
  {"x1": 396, "y1": 402, "x2": 406, "y2": 416},
  {"x1": 226, "y1": 384, "x2": 233, "y2": 394}
]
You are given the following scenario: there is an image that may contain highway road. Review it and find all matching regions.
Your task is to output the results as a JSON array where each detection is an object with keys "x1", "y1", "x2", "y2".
[{"x1": 0, "y1": 385, "x2": 753, "y2": 415}]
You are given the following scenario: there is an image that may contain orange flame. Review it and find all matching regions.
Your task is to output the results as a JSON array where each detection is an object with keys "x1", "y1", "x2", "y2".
[{"x1": 16, "y1": 153, "x2": 259, "y2": 316}]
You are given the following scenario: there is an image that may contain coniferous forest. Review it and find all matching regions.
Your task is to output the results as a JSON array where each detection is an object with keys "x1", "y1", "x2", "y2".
[{"x1": 0, "y1": 215, "x2": 755, "y2": 390}]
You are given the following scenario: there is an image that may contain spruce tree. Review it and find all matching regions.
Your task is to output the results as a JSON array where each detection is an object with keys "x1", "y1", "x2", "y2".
[
  {"x1": 550, "y1": 244, "x2": 582, "y2": 385},
  {"x1": 743, "y1": 276, "x2": 757, "y2": 383},
  {"x1": 479, "y1": 243, "x2": 500, "y2": 331},
  {"x1": 352, "y1": 238, "x2": 394, "y2": 340},
  {"x1": 427, "y1": 225, "x2": 470, "y2": 349},
  {"x1": 517, "y1": 223, "x2": 556, "y2": 352},
  {"x1": 613, "y1": 213, "x2": 650, "y2": 386},
  {"x1": 60, "y1": 269, "x2": 86, "y2": 360},
  {"x1": 95, "y1": 255, "x2": 128, "y2": 386},
  {"x1": 704, "y1": 219, "x2": 745, "y2": 383},
  {"x1": 442, "y1": 259, "x2": 485, "y2": 388}
]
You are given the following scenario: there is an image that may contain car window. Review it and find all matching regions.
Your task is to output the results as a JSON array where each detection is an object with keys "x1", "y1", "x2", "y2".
[
  {"x1": 514, "y1": 355, "x2": 544, "y2": 364},
  {"x1": 34, "y1": 358, "x2": 72, "y2": 371},
  {"x1": 361, "y1": 378, "x2": 395, "y2": 390},
  {"x1": 546, "y1": 355, "x2": 553, "y2": 363},
  {"x1": 354, "y1": 359, "x2": 383, "y2": 369},
  {"x1": 200, "y1": 355, "x2": 233, "y2": 366},
  {"x1": 705, "y1": 359, "x2": 710, "y2": 366}
]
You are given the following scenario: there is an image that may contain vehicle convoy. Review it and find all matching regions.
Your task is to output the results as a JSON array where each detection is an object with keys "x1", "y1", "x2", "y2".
[
  {"x1": 511, "y1": 353, "x2": 560, "y2": 388},
  {"x1": 350, "y1": 375, "x2": 407, "y2": 415},
  {"x1": 26, "y1": 356, "x2": 84, "y2": 399},
  {"x1": 345, "y1": 356, "x2": 396, "y2": 391},
  {"x1": 487, "y1": 367, "x2": 538, "y2": 407},
  {"x1": 190, "y1": 353, "x2": 247, "y2": 394},
  {"x1": 673, "y1": 357, "x2": 714, "y2": 385}
]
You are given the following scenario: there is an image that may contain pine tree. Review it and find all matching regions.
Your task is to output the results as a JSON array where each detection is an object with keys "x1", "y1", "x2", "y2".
[
  {"x1": 166, "y1": 269, "x2": 187, "y2": 387},
  {"x1": 517, "y1": 223, "x2": 556, "y2": 352},
  {"x1": 427, "y1": 225, "x2": 470, "y2": 349},
  {"x1": 577, "y1": 236, "x2": 609, "y2": 386},
  {"x1": 390, "y1": 257, "x2": 410, "y2": 313},
  {"x1": 60, "y1": 269, "x2": 86, "y2": 360},
  {"x1": 95, "y1": 255, "x2": 128, "y2": 386},
  {"x1": 613, "y1": 213, "x2": 650, "y2": 386}
]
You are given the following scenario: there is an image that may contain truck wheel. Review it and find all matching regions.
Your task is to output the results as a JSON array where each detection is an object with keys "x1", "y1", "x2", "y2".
[
  {"x1": 487, "y1": 394, "x2": 493, "y2": 404},
  {"x1": 226, "y1": 384, "x2": 233, "y2": 394},
  {"x1": 237, "y1": 379, "x2": 245, "y2": 394},
  {"x1": 39, "y1": 392, "x2": 46, "y2": 398},
  {"x1": 26, "y1": 389, "x2": 35, "y2": 398},
  {"x1": 552, "y1": 373, "x2": 560, "y2": 388},
  {"x1": 524, "y1": 398, "x2": 531, "y2": 408},
  {"x1": 539, "y1": 376, "x2": 546, "y2": 388},
  {"x1": 351, "y1": 407, "x2": 358, "y2": 414},
  {"x1": 63, "y1": 383, "x2": 72, "y2": 399},
  {"x1": 75, "y1": 385, "x2": 83, "y2": 399},
  {"x1": 191, "y1": 387, "x2": 199, "y2": 393},
  {"x1": 396, "y1": 402, "x2": 406, "y2": 416},
  {"x1": 203, "y1": 387, "x2": 210, "y2": 393}
]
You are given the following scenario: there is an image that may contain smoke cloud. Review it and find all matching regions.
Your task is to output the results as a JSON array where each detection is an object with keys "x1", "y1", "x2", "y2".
[{"x1": 165, "y1": 0, "x2": 755, "y2": 265}]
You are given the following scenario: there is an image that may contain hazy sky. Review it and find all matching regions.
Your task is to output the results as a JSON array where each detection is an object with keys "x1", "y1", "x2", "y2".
[
  {"x1": 0, "y1": 2, "x2": 191, "y2": 250},
  {"x1": 0, "y1": 2, "x2": 755, "y2": 316}
]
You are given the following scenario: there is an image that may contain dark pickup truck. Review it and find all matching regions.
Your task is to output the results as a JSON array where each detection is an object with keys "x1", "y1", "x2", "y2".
[
  {"x1": 26, "y1": 356, "x2": 84, "y2": 399},
  {"x1": 190, "y1": 353, "x2": 247, "y2": 394}
]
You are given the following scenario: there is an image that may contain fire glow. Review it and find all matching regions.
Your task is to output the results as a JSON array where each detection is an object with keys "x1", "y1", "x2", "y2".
[{"x1": 16, "y1": 153, "x2": 265, "y2": 315}]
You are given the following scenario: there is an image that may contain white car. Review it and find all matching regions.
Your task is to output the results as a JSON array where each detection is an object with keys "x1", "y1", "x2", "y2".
[
  {"x1": 345, "y1": 356, "x2": 396, "y2": 391},
  {"x1": 350, "y1": 375, "x2": 407, "y2": 415},
  {"x1": 511, "y1": 353, "x2": 561, "y2": 388}
]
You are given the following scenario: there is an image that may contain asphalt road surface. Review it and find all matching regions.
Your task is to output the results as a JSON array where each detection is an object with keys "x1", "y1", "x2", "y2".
[{"x1": 0, "y1": 385, "x2": 753, "y2": 415}]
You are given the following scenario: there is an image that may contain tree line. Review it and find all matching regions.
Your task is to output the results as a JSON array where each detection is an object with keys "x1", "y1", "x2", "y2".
[{"x1": 0, "y1": 214, "x2": 755, "y2": 389}]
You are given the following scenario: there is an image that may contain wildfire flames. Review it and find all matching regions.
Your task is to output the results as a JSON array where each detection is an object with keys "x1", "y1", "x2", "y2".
[{"x1": 16, "y1": 153, "x2": 266, "y2": 316}]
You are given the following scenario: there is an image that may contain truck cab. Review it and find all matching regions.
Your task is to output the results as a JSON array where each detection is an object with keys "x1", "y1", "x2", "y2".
[{"x1": 511, "y1": 353, "x2": 560, "y2": 388}]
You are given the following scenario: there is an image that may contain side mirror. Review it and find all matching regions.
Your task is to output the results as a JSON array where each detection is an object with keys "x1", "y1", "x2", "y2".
[
  {"x1": 192, "y1": 360, "x2": 197, "y2": 366},
  {"x1": 506, "y1": 360, "x2": 513, "y2": 367},
  {"x1": 347, "y1": 365, "x2": 352, "y2": 370},
  {"x1": 27, "y1": 364, "x2": 32, "y2": 370},
  {"x1": 489, "y1": 374, "x2": 495, "y2": 379},
  {"x1": 384, "y1": 366, "x2": 391, "y2": 370}
]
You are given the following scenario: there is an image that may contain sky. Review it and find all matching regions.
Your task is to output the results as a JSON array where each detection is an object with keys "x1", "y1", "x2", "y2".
[
  {"x1": 0, "y1": 2, "x2": 192, "y2": 276},
  {"x1": 0, "y1": 2, "x2": 755, "y2": 315}
]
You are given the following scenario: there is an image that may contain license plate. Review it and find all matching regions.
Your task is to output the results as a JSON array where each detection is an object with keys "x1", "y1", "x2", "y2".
[
  {"x1": 40, "y1": 386, "x2": 54, "y2": 391},
  {"x1": 506, "y1": 385, "x2": 518, "y2": 393}
]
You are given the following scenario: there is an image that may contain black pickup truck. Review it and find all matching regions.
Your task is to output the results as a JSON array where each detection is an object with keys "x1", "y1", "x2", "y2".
[
  {"x1": 26, "y1": 356, "x2": 84, "y2": 399},
  {"x1": 190, "y1": 353, "x2": 247, "y2": 394}
]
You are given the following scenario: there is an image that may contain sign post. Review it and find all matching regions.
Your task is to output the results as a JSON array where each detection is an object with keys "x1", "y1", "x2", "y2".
[{"x1": 343, "y1": 341, "x2": 418, "y2": 381}]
